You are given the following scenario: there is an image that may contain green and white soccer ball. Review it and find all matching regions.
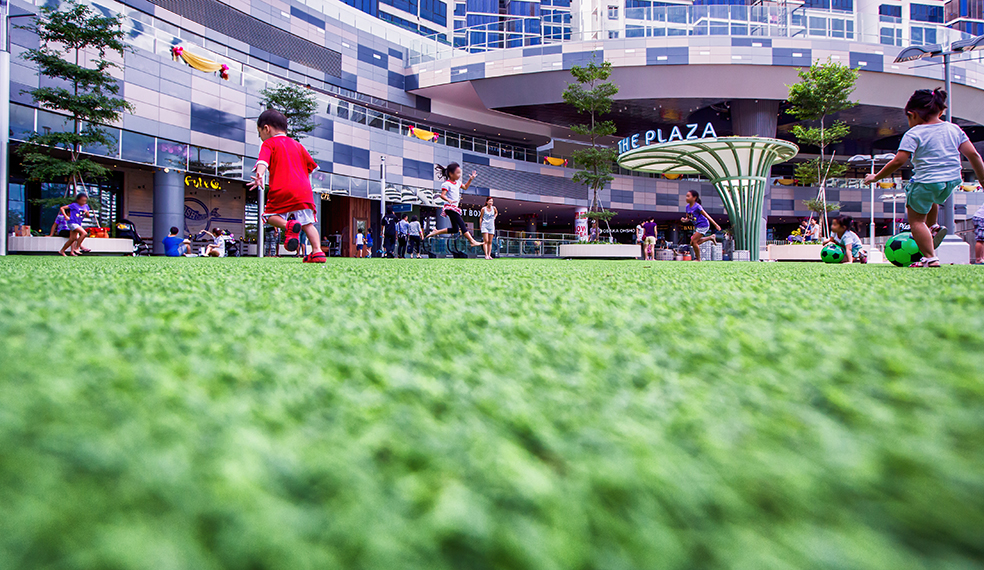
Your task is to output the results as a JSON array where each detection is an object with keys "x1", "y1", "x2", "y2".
[
  {"x1": 820, "y1": 243, "x2": 845, "y2": 264},
  {"x1": 885, "y1": 232, "x2": 922, "y2": 267}
]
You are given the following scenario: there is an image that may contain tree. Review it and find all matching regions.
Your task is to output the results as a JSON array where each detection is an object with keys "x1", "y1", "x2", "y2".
[
  {"x1": 562, "y1": 58, "x2": 619, "y2": 239},
  {"x1": 18, "y1": 0, "x2": 133, "y2": 211},
  {"x1": 786, "y1": 59, "x2": 858, "y2": 235},
  {"x1": 260, "y1": 83, "x2": 319, "y2": 141}
]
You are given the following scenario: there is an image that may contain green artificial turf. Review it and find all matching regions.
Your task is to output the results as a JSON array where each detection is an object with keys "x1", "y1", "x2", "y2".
[{"x1": 1, "y1": 256, "x2": 983, "y2": 570}]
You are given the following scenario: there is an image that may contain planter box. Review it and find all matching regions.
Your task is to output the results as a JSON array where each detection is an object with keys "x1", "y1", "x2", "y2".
[
  {"x1": 767, "y1": 244, "x2": 824, "y2": 262},
  {"x1": 559, "y1": 244, "x2": 640, "y2": 259},
  {"x1": 8, "y1": 235, "x2": 134, "y2": 254}
]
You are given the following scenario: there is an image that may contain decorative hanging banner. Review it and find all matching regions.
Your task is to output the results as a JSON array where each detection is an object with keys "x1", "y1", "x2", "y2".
[
  {"x1": 543, "y1": 156, "x2": 567, "y2": 167},
  {"x1": 408, "y1": 126, "x2": 439, "y2": 142},
  {"x1": 172, "y1": 46, "x2": 230, "y2": 80}
]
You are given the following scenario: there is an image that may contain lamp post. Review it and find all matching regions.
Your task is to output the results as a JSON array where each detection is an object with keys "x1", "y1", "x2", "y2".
[
  {"x1": 895, "y1": 34, "x2": 984, "y2": 253},
  {"x1": 849, "y1": 153, "x2": 895, "y2": 251},
  {"x1": 880, "y1": 191, "x2": 906, "y2": 234}
]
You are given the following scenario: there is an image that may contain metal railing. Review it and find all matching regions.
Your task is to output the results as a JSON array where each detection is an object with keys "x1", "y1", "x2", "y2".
[
  {"x1": 423, "y1": 233, "x2": 576, "y2": 257},
  {"x1": 409, "y1": 6, "x2": 979, "y2": 65}
]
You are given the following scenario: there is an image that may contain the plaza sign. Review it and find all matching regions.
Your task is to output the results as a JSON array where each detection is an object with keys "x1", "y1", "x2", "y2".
[{"x1": 617, "y1": 123, "x2": 718, "y2": 154}]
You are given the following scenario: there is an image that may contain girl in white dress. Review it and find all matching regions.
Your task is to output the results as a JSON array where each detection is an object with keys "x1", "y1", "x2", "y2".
[{"x1": 480, "y1": 197, "x2": 497, "y2": 260}]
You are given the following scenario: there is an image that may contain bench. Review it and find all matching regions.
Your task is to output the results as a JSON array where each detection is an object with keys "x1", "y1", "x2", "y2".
[{"x1": 7, "y1": 235, "x2": 135, "y2": 254}]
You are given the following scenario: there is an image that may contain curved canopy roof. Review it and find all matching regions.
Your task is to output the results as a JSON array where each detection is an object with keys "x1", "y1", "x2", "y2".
[{"x1": 617, "y1": 137, "x2": 799, "y2": 182}]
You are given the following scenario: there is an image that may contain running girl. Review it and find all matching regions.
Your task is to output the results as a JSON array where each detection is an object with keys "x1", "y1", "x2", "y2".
[
  {"x1": 424, "y1": 163, "x2": 483, "y2": 248},
  {"x1": 824, "y1": 214, "x2": 867, "y2": 264},
  {"x1": 865, "y1": 88, "x2": 984, "y2": 267},
  {"x1": 480, "y1": 197, "x2": 497, "y2": 260},
  {"x1": 58, "y1": 193, "x2": 91, "y2": 256},
  {"x1": 681, "y1": 190, "x2": 721, "y2": 262}
]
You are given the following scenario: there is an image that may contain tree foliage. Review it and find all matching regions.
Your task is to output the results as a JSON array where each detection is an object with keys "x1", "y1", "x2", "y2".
[
  {"x1": 260, "y1": 83, "x2": 319, "y2": 142},
  {"x1": 17, "y1": 0, "x2": 133, "y2": 201},
  {"x1": 786, "y1": 59, "x2": 858, "y2": 186},
  {"x1": 563, "y1": 59, "x2": 619, "y2": 232},
  {"x1": 802, "y1": 198, "x2": 841, "y2": 214},
  {"x1": 787, "y1": 59, "x2": 857, "y2": 236}
]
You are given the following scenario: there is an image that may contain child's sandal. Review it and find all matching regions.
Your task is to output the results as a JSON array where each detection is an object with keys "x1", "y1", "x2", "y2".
[{"x1": 909, "y1": 256, "x2": 941, "y2": 268}]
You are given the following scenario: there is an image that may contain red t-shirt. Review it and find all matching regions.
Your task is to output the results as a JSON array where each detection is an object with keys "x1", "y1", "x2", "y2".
[{"x1": 256, "y1": 134, "x2": 318, "y2": 215}]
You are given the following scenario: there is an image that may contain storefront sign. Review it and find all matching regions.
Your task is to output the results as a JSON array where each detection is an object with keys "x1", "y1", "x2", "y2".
[
  {"x1": 617, "y1": 122, "x2": 718, "y2": 154},
  {"x1": 185, "y1": 175, "x2": 224, "y2": 190}
]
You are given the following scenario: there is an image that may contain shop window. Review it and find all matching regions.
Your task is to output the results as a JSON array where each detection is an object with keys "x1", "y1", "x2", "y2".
[
  {"x1": 217, "y1": 152, "x2": 244, "y2": 179},
  {"x1": 190, "y1": 146, "x2": 217, "y2": 175},
  {"x1": 157, "y1": 140, "x2": 188, "y2": 170},
  {"x1": 335, "y1": 101, "x2": 350, "y2": 121},
  {"x1": 331, "y1": 174, "x2": 351, "y2": 194},
  {"x1": 9, "y1": 104, "x2": 35, "y2": 141},
  {"x1": 7, "y1": 181, "x2": 27, "y2": 228},
  {"x1": 36, "y1": 109, "x2": 71, "y2": 138},
  {"x1": 384, "y1": 115, "x2": 401, "y2": 133},
  {"x1": 121, "y1": 131, "x2": 156, "y2": 164},
  {"x1": 368, "y1": 109, "x2": 384, "y2": 129},
  {"x1": 350, "y1": 176, "x2": 368, "y2": 198}
]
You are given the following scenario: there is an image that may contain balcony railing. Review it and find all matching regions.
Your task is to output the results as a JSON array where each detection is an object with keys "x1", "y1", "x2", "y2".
[{"x1": 409, "y1": 6, "x2": 978, "y2": 65}]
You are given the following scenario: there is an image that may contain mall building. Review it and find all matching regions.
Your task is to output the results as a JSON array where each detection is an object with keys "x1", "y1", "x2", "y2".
[{"x1": 3, "y1": 0, "x2": 984, "y2": 255}]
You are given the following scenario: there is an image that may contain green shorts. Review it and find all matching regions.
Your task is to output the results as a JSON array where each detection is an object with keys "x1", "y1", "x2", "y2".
[{"x1": 905, "y1": 179, "x2": 961, "y2": 215}]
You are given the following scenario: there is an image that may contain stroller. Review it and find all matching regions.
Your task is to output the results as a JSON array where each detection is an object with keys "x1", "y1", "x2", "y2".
[{"x1": 114, "y1": 219, "x2": 151, "y2": 256}]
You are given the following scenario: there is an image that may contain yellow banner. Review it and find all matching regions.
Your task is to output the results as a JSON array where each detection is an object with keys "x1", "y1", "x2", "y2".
[
  {"x1": 173, "y1": 46, "x2": 230, "y2": 79},
  {"x1": 408, "y1": 126, "x2": 439, "y2": 142},
  {"x1": 543, "y1": 156, "x2": 566, "y2": 167}
]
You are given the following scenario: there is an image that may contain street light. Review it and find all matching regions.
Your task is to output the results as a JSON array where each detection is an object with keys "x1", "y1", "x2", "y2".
[
  {"x1": 894, "y1": 33, "x2": 984, "y2": 253},
  {"x1": 849, "y1": 153, "x2": 895, "y2": 250},
  {"x1": 879, "y1": 191, "x2": 906, "y2": 235}
]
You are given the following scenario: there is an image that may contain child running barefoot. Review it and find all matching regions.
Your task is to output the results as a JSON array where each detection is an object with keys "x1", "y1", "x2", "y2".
[
  {"x1": 249, "y1": 109, "x2": 326, "y2": 263},
  {"x1": 58, "y1": 193, "x2": 92, "y2": 256},
  {"x1": 682, "y1": 190, "x2": 721, "y2": 262},
  {"x1": 825, "y1": 214, "x2": 867, "y2": 264},
  {"x1": 865, "y1": 88, "x2": 984, "y2": 267},
  {"x1": 424, "y1": 163, "x2": 483, "y2": 248}
]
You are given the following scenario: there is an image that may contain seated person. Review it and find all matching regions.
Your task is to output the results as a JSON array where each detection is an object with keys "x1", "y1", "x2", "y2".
[
  {"x1": 162, "y1": 226, "x2": 191, "y2": 257},
  {"x1": 199, "y1": 228, "x2": 228, "y2": 257}
]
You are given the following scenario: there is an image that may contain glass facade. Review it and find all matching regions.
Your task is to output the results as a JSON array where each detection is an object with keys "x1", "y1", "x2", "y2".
[{"x1": 911, "y1": 3, "x2": 945, "y2": 22}]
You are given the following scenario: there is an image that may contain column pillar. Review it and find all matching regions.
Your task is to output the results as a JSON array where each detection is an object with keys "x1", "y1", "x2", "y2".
[
  {"x1": 731, "y1": 100, "x2": 780, "y2": 258},
  {"x1": 153, "y1": 169, "x2": 185, "y2": 255},
  {"x1": 574, "y1": 206, "x2": 588, "y2": 241}
]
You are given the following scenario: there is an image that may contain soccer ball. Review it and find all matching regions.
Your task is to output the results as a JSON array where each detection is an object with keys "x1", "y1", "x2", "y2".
[
  {"x1": 820, "y1": 243, "x2": 845, "y2": 264},
  {"x1": 884, "y1": 232, "x2": 922, "y2": 267}
]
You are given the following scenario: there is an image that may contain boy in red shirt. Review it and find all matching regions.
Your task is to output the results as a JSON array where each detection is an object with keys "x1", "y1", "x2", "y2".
[{"x1": 249, "y1": 109, "x2": 326, "y2": 263}]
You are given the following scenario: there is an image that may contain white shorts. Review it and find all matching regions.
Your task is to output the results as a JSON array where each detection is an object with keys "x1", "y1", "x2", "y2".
[
  {"x1": 68, "y1": 223, "x2": 84, "y2": 231},
  {"x1": 694, "y1": 225, "x2": 712, "y2": 235},
  {"x1": 481, "y1": 222, "x2": 495, "y2": 235},
  {"x1": 263, "y1": 209, "x2": 316, "y2": 226}
]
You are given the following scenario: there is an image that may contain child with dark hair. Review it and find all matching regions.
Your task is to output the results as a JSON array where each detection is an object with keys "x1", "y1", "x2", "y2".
[
  {"x1": 249, "y1": 108, "x2": 326, "y2": 263},
  {"x1": 162, "y1": 226, "x2": 191, "y2": 257},
  {"x1": 865, "y1": 88, "x2": 984, "y2": 267},
  {"x1": 408, "y1": 215, "x2": 423, "y2": 258},
  {"x1": 424, "y1": 163, "x2": 483, "y2": 247},
  {"x1": 824, "y1": 214, "x2": 867, "y2": 264},
  {"x1": 57, "y1": 193, "x2": 92, "y2": 256},
  {"x1": 682, "y1": 190, "x2": 721, "y2": 262}
]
